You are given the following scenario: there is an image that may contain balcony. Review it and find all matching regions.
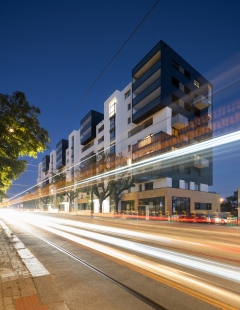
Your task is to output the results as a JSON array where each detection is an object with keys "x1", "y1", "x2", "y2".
[
  {"x1": 81, "y1": 120, "x2": 91, "y2": 135},
  {"x1": 82, "y1": 140, "x2": 94, "y2": 153},
  {"x1": 132, "y1": 79, "x2": 161, "y2": 108},
  {"x1": 172, "y1": 114, "x2": 188, "y2": 130},
  {"x1": 81, "y1": 130, "x2": 93, "y2": 145},
  {"x1": 132, "y1": 96, "x2": 164, "y2": 124},
  {"x1": 194, "y1": 95, "x2": 209, "y2": 110},
  {"x1": 133, "y1": 60, "x2": 161, "y2": 93},
  {"x1": 194, "y1": 155, "x2": 209, "y2": 168}
]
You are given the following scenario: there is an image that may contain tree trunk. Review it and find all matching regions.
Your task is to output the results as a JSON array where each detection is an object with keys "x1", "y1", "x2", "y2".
[
  {"x1": 99, "y1": 200, "x2": 103, "y2": 213},
  {"x1": 114, "y1": 196, "x2": 119, "y2": 213}
]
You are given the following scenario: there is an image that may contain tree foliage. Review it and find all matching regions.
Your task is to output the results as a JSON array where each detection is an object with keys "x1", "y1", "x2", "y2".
[
  {"x1": 0, "y1": 91, "x2": 50, "y2": 197},
  {"x1": 220, "y1": 190, "x2": 238, "y2": 213}
]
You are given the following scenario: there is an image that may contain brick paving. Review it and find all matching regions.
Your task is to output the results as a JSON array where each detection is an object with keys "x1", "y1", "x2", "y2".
[{"x1": 0, "y1": 223, "x2": 67, "y2": 310}]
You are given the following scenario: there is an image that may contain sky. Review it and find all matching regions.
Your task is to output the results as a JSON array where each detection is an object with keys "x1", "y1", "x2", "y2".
[{"x1": 1, "y1": 0, "x2": 240, "y2": 199}]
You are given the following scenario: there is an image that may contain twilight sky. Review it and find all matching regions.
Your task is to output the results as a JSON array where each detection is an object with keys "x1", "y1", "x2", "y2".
[{"x1": 1, "y1": 0, "x2": 240, "y2": 199}]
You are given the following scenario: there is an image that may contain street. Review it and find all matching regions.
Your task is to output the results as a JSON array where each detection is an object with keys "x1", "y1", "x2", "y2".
[{"x1": 1, "y1": 210, "x2": 240, "y2": 310}]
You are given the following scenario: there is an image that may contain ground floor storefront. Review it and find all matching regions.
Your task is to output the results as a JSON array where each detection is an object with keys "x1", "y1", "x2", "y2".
[{"x1": 121, "y1": 187, "x2": 221, "y2": 216}]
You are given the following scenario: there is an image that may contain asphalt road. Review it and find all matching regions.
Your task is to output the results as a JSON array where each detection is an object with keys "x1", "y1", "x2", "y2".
[{"x1": 1, "y1": 210, "x2": 240, "y2": 310}]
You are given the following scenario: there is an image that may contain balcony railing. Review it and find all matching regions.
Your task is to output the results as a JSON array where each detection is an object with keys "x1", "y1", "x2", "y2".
[
  {"x1": 132, "y1": 95, "x2": 162, "y2": 124},
  {"x1": 194, "y1": 156, "x2": 209, "y2": 168},
  {"x1": 133, "y1": 60, "x2": 161, "y2": 92},
  {"x1": 81, "y1": 131, "x2": 94, "y2": 145},
  {"x1": 194, "y1": 95, "x2": 209, "y2": 110},
  {"x1": 172, "y1": 114, "x2": 188, "y2": 130},
  {"x1": 132, "y1": 79, "x2": 161, "y2": 108},
  {"x1": 80, "y1": 120, "x2": 91, "y2": 135},
  {"x1": 82, "y1": 140, "x2": 94, "y2": 153}
]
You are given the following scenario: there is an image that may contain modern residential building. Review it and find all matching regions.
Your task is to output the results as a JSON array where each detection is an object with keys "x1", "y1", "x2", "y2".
[{"x1": 37, "y1": 40, "x2": 220, "y2": 215}]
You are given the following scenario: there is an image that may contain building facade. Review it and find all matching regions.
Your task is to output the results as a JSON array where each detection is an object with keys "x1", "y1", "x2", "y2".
[{"x1": 37, "y1": 40, "x2": 220, "y2": 215}]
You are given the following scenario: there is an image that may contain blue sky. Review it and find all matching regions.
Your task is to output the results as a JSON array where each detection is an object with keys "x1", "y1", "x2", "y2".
[{"x1": 1, "y1": 0, "x2": 240, "y2": 198}]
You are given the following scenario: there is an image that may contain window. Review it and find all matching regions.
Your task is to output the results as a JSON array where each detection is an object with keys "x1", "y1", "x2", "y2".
[
  {"x1": 194, "y1": 183, "x2": 200, "y2": 191},
  {"x1": 110, "y1": 144, "x2": 115, "y2": 155},
  {"x1": 208, "y1": 85, "x2": 212, "y2": 104},
  {"x1": 128, "y1": 117, "x2": 131, "y2": 124},
  {"x1": 184, "y1": 70, "x2": 190, "y2": 79},
  {"x1": 110, "y1": 117, "x2": 115, "y2": 130},
  {"x1": 110, "y1": 130, "x2": 115, "y2": 142},
  {"x1": 172, "y1": 77, "x2": 179, "y2": 88},
  {"x1": 194, "y1": 79, "x2": 200, "y2": 88},
  {"x1": 184, "y1": 85, "x2": 190, "y2": 95},
  {"x1": 145, "y1": 182, "x2": 153, "y2": 190},
  {"x1": 127, "y1": 103, "x2": 131, "y2": 110},
  {"x1": 172, "y1": 196, "x2": 190, "y2": 214},
  {"x1": 128, "y1": 145, "x2": 131, "y2": 152},
  {"x1": 185, "y1": 182, "x2": 189, "y2": 190},
  {"x1": 172, "y1": 94, "x2": 190, "y2": 111},
  {"x1": 98, "y1": 125, "x2": 104, "y2": 133},
  {"x1": 172, "y1": 59, "x2": 179, "y2": 70},
  {"x1": 139, "y1": 197, "x2": 165, "y2": 215},
  {"x1": 125, "y1": 90, "x2": 131, "y2": 99},
  {"x1": 184, "y1": 167, "x2": 190, "y2": 174},
  {"x1": 172, "y1": 59, "x2": 190, "y2": 79},
  {"x1": 109, "y1": 99, "x2": 116, "y2": 117},
  {"x1": 172, "y1": 179, "x2": 179, "y2": 188},
  {"x1": 172, "y1": 77, "x2": 190, "y2": 95},
  {"x1": 139, "y1": 184, "x2": 142, "y2": 192},
  {"x1": 195, "y1": 203, "x2": 212, "y2": 210},
  {"x1": 98, "y1": 136, "x2": 104, "y2": 144},
  {"x1": 194, "y1": 168, "x2": 201, "y2": 177}
]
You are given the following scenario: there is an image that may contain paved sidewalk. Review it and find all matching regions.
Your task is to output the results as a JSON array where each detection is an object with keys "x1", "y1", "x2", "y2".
[{"x1": 0, "y1": 220, "x2": 70, "y2": 310}]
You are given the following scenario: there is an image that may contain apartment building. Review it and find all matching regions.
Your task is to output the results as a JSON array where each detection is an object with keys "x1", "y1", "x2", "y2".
[{"x1": 37, "y1": 40, "x2": 220, "y2": 214}]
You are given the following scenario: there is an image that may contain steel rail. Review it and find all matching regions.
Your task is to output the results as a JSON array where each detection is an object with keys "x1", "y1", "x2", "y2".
[{"x1": 25, "y1": 228, "x2": 168, "y2": 310}]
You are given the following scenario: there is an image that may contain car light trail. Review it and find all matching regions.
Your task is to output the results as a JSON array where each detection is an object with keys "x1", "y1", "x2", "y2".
[
  {"x1": 4, "y1": 212, "x2": 240, "y2": 284},
  {"x1": 3, "y1": 215, "x2": 240, "y2": 309},
  {"x1": 6, "y1": 129, "x2": 240, "y2": 202}
]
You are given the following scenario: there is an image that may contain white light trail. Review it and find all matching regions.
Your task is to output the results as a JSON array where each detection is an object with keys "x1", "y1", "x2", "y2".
[
  {"x1": 3, "y1": 214, "x2": 240, "y2": 308},
  {"x1": 5, "y1": 212, "x2": 240, "y2": 284},
  {"x1": 7, "y1": 129, "x2": 240, "y2": 201}
]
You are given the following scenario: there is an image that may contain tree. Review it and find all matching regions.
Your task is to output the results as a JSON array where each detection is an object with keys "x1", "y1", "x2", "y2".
[
  {"x1": 52, "y1": 172, "x2": 81, "y2": 211},
  {"x1": 0, "y1": 91, "x2": 50, "y2": 197},
  {"x1": 110, "y1": 177, "x2": 135, "y2": 213},
  {"x1": 221, "y1": 190, "x2": 238, "y2": 214},
  {"x1": 109, "y1": 153, "x2": 135, "y2": 212},
  {"x1": 92, "y1": 151, "x2": 134, "y2": 213},
  {"x1": 91, "y1": 150, "x2": 112, "y2": 213},
  {"x1": 92, "y1": 182, "x2": 111, "y2": 213}
]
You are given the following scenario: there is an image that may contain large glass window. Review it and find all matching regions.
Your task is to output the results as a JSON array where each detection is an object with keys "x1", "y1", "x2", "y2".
[
  {"x1": 195, "y1": 202, "x2": 211, "y2": 210},
  {"x1": 121, "y1": 200, "x2": 134, "y2": 212},
  {"x1": 110, "y1": 144, "x2": 115, "y2": 155},
  {"x1": 110, "y1": 130, "x2": 115, "y2": 142},
  {"x1": 110, "y1": 117, "x2": 115, "y2": 130},
  {"x1": 145, "y1": 182, "x2": 153, "y2": 190},
  {"x1": 172, "y1": 196, "x2": 190, "y2": 214},
  {"x1": 138, "y1": 197, "x2": 165, "y2": 216},
  {"x1": 109, "y1": 99, "x2": 116, "y2": 117}
]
